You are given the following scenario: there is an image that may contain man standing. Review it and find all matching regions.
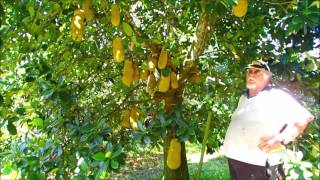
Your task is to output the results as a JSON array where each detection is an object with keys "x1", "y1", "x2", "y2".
[{"x1": 223, "y1": 60, "x2": 314, "y2": 180}]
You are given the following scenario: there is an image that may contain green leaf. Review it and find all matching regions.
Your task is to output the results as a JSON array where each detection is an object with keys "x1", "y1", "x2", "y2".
[
  {"x1": 78, "y1": 157, "x2": 89, "y2": 172},
  {"x1": 143, "y1": 136, "x2": 151, "y2": 144},
  {"x1": 175, "y1": 117, "x2": 187, "y2": 127},
  {"x1": 7, "y1": 122, "x2": 17, "y2": 135},
  {"x1": 42, "y1": 89, "x2": 54, "y2": 99},
  {"x1": 122, "y1": 22, "x2": 133, "y2": 36},
  {"x1": 94, "y1": 161, "x2": 108, "y2": 180},
  {"x1": 92, "y1": 152, "x2": 106, "y2": 161},
  {"x1": 32, "y1": 118, "x2": 43, "y2": 128},
  {"x1": 111, "y1": 146, "x2": 122, "y2": 159},
  {"x1": 110, "y1": 160, "x2": 119, "y2": 169},
  {"x1": 27, "y1": 5, "x2": 35, "y2": 17},
  {"x1": 2, "y1": 165, "x2": 12, "y2": 175},
  {"x1": 16, "y1": 107, "x2": 26, "y2": 115},
  {"x1": 162, "y1": 68, "x2": 171, "y2": 77},
  {"x1": 176, "y1": 128, "x2": 186, "y2": 137},
  {"x1": 309, "y1": 1, "x2": 320, "y2": 8},
  {"x1": 0, "y1": 94, "x2": 4, "y2": 104},
  {"x1": 57, "y1": 75, "x2": 65, "y2": 86},
  {"x1": 292, "y1": 16, "x2": 304, "y2": 25},
  {"x1": 227, "y1": 0, "x2": 237, "y2": 6}
]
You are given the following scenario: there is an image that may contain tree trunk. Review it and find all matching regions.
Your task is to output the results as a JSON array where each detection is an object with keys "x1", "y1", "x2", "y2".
[{"x1": 163, "y1": 133, "x2": 189, "y2": 180}]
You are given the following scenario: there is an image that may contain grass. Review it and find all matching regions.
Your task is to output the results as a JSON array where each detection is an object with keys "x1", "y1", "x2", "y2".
[
  {"x1": 189, "y1": 157, "x2": 230, "y2": 180},
  {"x1": 152, "y1": 142, "x2": 230, "y2": 180},
  {"x1": 111, "y1": 142, "x2": 230, "y2": 179},
  {"x1": 152, "y1": 156, "x2": 229, "y2": 180}
]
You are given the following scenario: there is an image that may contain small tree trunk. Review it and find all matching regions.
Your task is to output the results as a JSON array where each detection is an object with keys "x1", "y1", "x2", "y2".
[{"x1": 163, "y1": 133, "x2": 189, "y2": 180}]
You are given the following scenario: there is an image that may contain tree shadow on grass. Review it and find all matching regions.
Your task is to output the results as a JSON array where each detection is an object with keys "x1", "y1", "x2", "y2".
[{"x1": 110, "y1": 153, "x2": 230, "y2": 180}]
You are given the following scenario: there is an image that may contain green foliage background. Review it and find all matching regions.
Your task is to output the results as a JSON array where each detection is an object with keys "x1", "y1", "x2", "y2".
[{"x1": 0, "y1": 0, "x2": 319, "y2": 179}]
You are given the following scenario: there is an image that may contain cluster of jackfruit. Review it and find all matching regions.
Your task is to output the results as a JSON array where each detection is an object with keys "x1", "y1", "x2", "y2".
[
  {"x1": 70, "y1": 0, "x2": 94, "y2": 42},
  {"x1": 121, "y1": 107, "x2": 140, "y2": 129},
  {"x1": 110, "y1": 4, "x2": 140, "y2": 87},
  {"x1": 145, "y1": 49, "x2": 179, "y2": 93}
]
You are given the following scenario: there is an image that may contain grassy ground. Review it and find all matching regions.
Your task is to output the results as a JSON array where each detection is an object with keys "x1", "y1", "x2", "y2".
[
  {"x1": 152, "y1": 156, "x2": 229, "y2": 180},
  {"x1": 111, "y1": 142, "x2": 230, "y2": 180}
]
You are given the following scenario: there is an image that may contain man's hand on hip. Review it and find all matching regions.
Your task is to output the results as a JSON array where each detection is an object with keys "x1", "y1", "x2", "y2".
[{"x1": 258, "y1": 134, "x2": 283, "y2": 153}]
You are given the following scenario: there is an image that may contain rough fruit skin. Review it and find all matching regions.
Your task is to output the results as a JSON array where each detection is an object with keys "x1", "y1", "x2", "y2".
[
  {"x1": 158, "y1": 49, "x2": 168, "y2": 69},
  {"x1": 121, "y1": 110, "x2": 131, "y2": 128},
  {"x1": 130, "y1": 107, "x2": 140, "y2": 121},
  {"x1": 159, "y1": 73, "x2": 170, "y2": 92},
  {"x1": 167, "y1": 138, "x2": 181, "y2": 170},
  {"x1": 170, "y1": 71, "x2": 178, "y2": 89},
  {"x1": 232, "y1": 0, "x2": 248, "y2": 17},
  {"x1": 82, "y1": 0, "x2": 94, "y2": 21},
  {"x1": 70, "y1": 9, "x2": 85, "y2": 42},
  {"x1": 132, "y1": 64, "x2": 140, "y2": 83},
  {"x1": 130, "y1": 107, "x2": 140, "y2": 130},
  {"x1": 111, "y1": 4, "x2": 120, "y2": 26},
  {"x1": 113, "y1": 48, "x2": 124, "y2": 62},
  {"x1": 122, "y1": 60, "x2": 133, "y2": 86},
  {"x1": 113, "y1": 37, "x2": 124, "y2": 62},
  {"x1": 112, "y1": 37, "x2": 123, "y2": 49},
  {"x1": 147, "y1": 73, "x2": 156, "y2": 94}
]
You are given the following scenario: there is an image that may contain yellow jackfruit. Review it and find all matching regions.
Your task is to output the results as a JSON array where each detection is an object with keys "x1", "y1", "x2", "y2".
[
  {"x1": 132, "y1": 63, "x2": 140, "y2": 83},
  {"x1": 111, "y1": 4, "x2": 120, "y2": 26},
  {"x1": 140, "y1": 69, "x2": 149, "y2": 80},
  {"x1": 158, "y1": 49, "x2": 168, "y2": 69},
  {"x1": 113, "y1": 37, "x2": 124, "y2": 62},
  {"x1": 148, "y1": 56, "x2": 157, "y2": 72},
  {"x1": 130, "y1": 119, "x2": 138, "y2": 130},
  {"x1": 121, "y1": 109, "x2": 131, "y2": 128},
  {"x1": 74, "y1": 9, "x2": 85, "y2": 17},
  {"x1": 130, "y1": 107, "x2": 140, "y2": 121},
  {"x1": 147, "y1": 73, "x2": 156, "y2": 93},
  {"x1": 113, "y1": 37, "x2": 123, "y2": 49},
  {"x1": 122, "y1": 60, "x2": 134, "y2": 86},
  {"x1": 167, "y1": 138, "x2": 181, "y2": 170},
  {"x1": 170, "y1": 71, "x2": 178, "y2": 89},
  {"x1": 82, "y1": 0, "x2": 94, "y2": 21},
  {"x1": 159, "y1": 69, "x2": 171, "y2": 92},
  {"x1": 70, "y1": 9, "x2": 86, "y2": 42},
  {"x1": 130, "y1": 107, "x2": 140, "y2": 130},
  {"x1": 232, "y1": 0, "x2": 248, "y2": 17},
  {"x1": 113, "y1": 49, "x2": 124, "y2": 62}
]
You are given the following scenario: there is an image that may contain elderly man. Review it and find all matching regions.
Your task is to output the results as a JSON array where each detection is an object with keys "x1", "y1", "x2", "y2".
[{"x1": 223, "y1": 60, "x2": 314, "y2": 180}]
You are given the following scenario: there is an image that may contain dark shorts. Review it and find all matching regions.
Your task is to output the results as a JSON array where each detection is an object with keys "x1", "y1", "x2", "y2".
[{"x1": 227, "y1": 158, "x2": 285, "y2": 180}]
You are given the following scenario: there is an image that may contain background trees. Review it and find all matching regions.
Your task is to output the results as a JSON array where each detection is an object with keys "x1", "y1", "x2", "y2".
[{"x1": 0, "y1": 0, "x2": 319, "y2": 179}]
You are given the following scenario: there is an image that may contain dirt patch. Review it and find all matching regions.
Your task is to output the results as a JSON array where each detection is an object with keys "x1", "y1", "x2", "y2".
[{"x1": 110, "y1": 152, "x2": 163, "y2": 180}]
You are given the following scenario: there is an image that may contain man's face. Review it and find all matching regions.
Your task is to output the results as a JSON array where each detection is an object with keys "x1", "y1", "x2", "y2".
[{"x1": 246, "y1": 68, "x2": 270, "y2": 90}]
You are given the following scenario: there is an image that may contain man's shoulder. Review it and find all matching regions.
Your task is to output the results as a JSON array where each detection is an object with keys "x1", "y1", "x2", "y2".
[{"x1": 267, "y1": 87, "x2": 293, "y2": 99}]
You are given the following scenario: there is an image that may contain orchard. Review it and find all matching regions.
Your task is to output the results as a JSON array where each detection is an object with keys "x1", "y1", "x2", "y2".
[{"x1": 0, "y1": 0, "x2": 319, "y2": 179}]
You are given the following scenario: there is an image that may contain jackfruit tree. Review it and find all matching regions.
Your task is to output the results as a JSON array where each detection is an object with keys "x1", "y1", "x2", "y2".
[{"x1": 0, "y1": 0, "x2": 319, "y2": 179}]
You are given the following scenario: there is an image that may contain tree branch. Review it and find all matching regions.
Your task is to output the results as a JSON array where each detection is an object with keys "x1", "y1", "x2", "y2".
[{"x1": 180, "y1": 13, "x2": 218, "y2": 84}]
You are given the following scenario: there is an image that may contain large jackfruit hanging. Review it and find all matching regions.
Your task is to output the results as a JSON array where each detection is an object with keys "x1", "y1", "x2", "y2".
[{"x1": 167, "y1": 138, "x2": 181, "y2": 170}]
